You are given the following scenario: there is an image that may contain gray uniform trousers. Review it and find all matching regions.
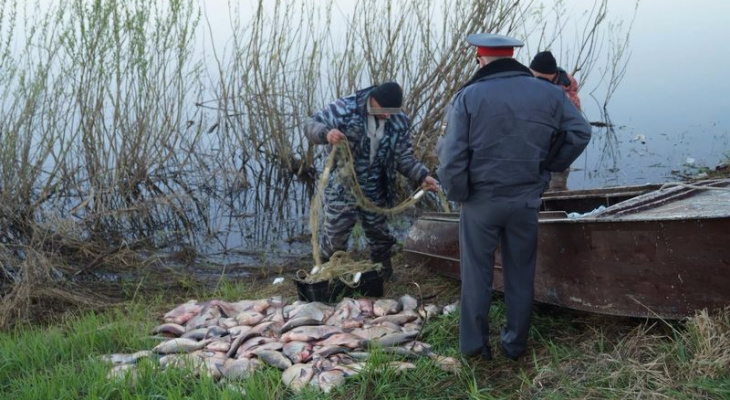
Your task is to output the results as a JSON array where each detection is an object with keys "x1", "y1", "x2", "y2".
[{"x1": 459, "y1": 198, "x2": 539, "y2": 358}]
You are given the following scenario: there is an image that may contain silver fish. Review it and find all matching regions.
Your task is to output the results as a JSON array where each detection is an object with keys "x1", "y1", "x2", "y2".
[
  {"x1": 222, "y1": 358, "x2": 259, "y2": 380},
  {"x1": 373, "y1": 331, "x2": 418, "y2": 347},
  {"x1": 99, "y1": 350, "x2": 152, "y2": 365},
  {"x1": 281, "y1": 316, "x2": 321, "y2": 333},
  {"x1": 373, "y1": 299, "x2": 401, "y2": 316},
  {"x1": 254, "y1": 349, "x2": 292, "y2": 370},
  {"x1": 399, "y1": 295, "x2": 419, "y2": 312},
  {"x1": 235, "y1": 311, "x2": 265, "y2": 326},
  {"x1": 281, "y1": 325, "x2": 342, "y2": 342},
  {"x1": 151, "y1": 323, "x2": 186, "y2": 337},
  {"x1": 282, "y1": 363, "x2": 314, "y2": 393},
  {"x1": 152, "y1": 338, "x2": 211, "y2": 354},
  {"x1": 282, "y1": 341, "x2": 312, "y2": 364}
]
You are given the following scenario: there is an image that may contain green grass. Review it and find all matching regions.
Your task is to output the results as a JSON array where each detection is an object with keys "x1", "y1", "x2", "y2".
[{"x1": 1, "y1": 278, "x2": 729, "y2": 400}]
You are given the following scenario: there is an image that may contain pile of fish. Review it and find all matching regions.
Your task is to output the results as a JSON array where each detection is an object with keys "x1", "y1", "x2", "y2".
[{"x1": 102, "y1": 295, "x2": 461, "y2": 393}]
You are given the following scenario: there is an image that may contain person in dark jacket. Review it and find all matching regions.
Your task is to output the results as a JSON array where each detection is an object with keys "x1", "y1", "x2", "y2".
[
  {"x1": 304, "y1": 82, "x2": 439, "y2": 281},
  {"x1": 436, "y1": 33, "x2": 591, "y2": 361},
  {"x1": 530, "y1": 50, "x2": 583, "y2": 191}
]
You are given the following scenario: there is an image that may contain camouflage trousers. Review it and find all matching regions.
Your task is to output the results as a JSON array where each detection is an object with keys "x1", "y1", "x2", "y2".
[{"x1": 319, "y1": 184, "x2": 395, "y2": 264}]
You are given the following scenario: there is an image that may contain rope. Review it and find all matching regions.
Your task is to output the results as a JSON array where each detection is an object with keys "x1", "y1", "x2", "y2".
[{"x1": 299, "y1": 139, "x2": 449, "y2": 285}]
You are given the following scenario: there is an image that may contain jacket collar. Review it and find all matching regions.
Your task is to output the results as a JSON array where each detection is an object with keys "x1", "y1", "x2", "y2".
[{"x1": 461, "y1": 58, "x2": 533, "y2": 90}]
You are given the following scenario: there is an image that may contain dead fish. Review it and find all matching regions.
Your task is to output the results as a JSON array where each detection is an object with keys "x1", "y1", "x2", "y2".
[
  {"x1": 429, "y1": 354, "x2": 462, "y2": 373},
  {"x1": 107, "y1": 364, "x2": 138, "y2": 381},
  {"x1": 238, "y1": 336, "x2": 277, "y2": 355},
  {"x1": 222, "y1": 358, "x2": 259, "y2": 380},
  {"x1": 239, "y1": 342, "x2": 283, "y2": 359},
  {"x1": 151, "y1": 323, "x2": 186, "y2": 337},
  {"x1": 399, "y1": 295, "x2": 418, "y2": 312},
  {"x1": 184, "y1": 303, "x2": 223, "y2": 330},
  {"x1": 250, "y1": 320, "x2": 283, "y2": 338},
  {"x1": 442, "y1": 302, "x2": 459, "y2": 315},
  {"x1": 226, "y1": 327, "x2": 257, "y2": 358},
  {"x1": 418, "y1": 304, "x2": 442, "y2": 320},
  {"x1": 373, "y1": 331, "x2": 418, "y2": 347},
  {"x1": 318, "y1": 369, "x2": 347, "y2": 393},
  {"x1": 373, "y1": 299, "x2": 401, "y2": 316},
  {"x1": 326, "y1": 298, "x2": 361, "y2": 327},
  {"x1": 282, "y1": 363, "x2": 314, "y2": 393},
  {"x1": 282, "y1": 341, "x2": 312, "y2": 364},
  {"x1": 99, "y1": 350, "x2": 152, "y2": 365},
  {"x1": 264, "y1": 306, "x2": 285, "y2": 324},
  {"x1": 316, "y1": 333, "x2": 366, "y2": 350},
  {"x1": 313, "y1": 345, "x2": 350, "y2": 358},
  {"x1": 383, "y1": 361, "x2": 417, "y2": 372},
  {"x1": 281, "y1": 325, "x2": 342, "y2": 342},
  {"x1": 403, "y1": 322, "x2": 422, "y2": 332},
  {"x1": 204, "y1": 325, "x2": 229, "y2": 339},
  {"x1": 254, "y1": 349, "x2": 292, "y2": 370},
  {"x1": 163, "y1": 300, "x2": 204, "y2": 325},
  {"x1": 152, "y1": 338, "x2": 211, "y2": 354},
  {"x1": 370, "y1": 313, "x2": 417, "y2": 326},
  {"x1": 205, "y1": 338, "x2": 231, "y2": 353},
  {"x1": 350, "y1": 325, "x2": 397, "y2": 340},
  {"x1": 356, "y1": 298, "x2": 374, "y2": 317},
  {"x1": 281, "y1": 316, "x2": 321, "y2": 333},
  {"x1": 181, "y1": 327, "x2": 209, "y2": 340},
  {"x1": 218, "y1": 317, "x2": 239, "y2": 329},
  {"x1": 286, "y1": 302, "x2": 332, "y2": 322},
  {"x1": 235, "y1": 311, "x2": 265, "y2": 326}
]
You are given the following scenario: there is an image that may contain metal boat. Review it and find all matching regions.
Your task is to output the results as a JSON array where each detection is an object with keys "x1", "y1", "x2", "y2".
[{"x1": 404, "y1": 180, "x2": 730, "y2": 318}]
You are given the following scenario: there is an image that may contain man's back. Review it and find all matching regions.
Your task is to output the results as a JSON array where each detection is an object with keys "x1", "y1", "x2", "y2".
[{"x1": 439, "y1": 59, "x2": 589, "y2": 202}]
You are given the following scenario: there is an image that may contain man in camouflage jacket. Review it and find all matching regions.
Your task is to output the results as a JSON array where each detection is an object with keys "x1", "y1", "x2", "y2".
[{"x1": 304, "y1": 82, "x2": 438, "y2": 280}]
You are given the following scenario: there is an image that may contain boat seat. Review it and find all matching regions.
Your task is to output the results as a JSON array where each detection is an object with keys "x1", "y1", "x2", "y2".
[{"x1": 538, "y1": 211, "x2": 568, "y2": 220}]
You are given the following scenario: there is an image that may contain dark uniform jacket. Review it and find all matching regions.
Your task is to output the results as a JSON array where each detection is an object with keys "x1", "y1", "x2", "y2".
[{"x1": 437, "y1": 59, "x2": 591, "y2": 203}]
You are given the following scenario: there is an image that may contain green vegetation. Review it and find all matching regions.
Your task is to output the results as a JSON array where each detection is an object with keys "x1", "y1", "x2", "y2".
[{"x1": 1, "y1": 265, "x2": 728, "y2": 400}]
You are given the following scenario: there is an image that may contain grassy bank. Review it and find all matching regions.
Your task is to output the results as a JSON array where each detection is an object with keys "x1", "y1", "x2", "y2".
[{"x1": 2, "y1": 261, "x2": 728, "y2": 400}]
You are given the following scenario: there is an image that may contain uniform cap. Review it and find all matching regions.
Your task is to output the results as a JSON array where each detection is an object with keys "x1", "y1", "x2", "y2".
[{"x1": 467, "y1": 33, "x2": 524, "y2": 57}]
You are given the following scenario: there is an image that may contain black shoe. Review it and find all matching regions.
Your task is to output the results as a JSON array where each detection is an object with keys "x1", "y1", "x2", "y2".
[
  {"x1": 500, "y1": 345, "x2": 522, "y2": 361},
  {"x1": 463, "y1": 346, "x2": 492, "y2": 362},
  {"x1": 481, "y1": 346, "x2": 493, "y2": 361}
]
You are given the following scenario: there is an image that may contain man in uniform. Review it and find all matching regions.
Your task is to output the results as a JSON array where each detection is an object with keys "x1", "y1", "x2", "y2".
[
  {"x1": 436, "y1": 33, "x2": 591, "y2": 360},
  {"x1": 304, "y1": 82, "x2": 439, "y2": 281}
]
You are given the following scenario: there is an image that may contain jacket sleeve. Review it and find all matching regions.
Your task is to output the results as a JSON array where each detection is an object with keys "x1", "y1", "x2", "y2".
[
  {"x1": 545, "y1": 95, "x2": 592, "y2": 172},
  {"x1": 394, "y1": 115, "x2": 429, "y2": 184},
  {"x1": 303, "y1": 97, "x2": 351, "y2": 145},
  {"x1": 436, "y1": 94, "x2": 471, "y2": 202}
]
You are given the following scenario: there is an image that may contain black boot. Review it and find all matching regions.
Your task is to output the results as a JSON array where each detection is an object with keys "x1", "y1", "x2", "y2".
[{"x1": 378, "y1": 258, "x2": 394, "y2": 282}]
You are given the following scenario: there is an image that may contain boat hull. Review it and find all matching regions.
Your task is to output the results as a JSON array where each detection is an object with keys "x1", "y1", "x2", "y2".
[{"x1": 404, "y1": 181, "x2": 730, "y2": 319}]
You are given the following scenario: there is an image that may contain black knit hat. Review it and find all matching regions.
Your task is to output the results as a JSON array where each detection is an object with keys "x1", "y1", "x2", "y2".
[
  {"x1": 530, "y1": 51, "x2": 558, "y2": 74},
  {"x1": 370, "y1": 82, "x2": 403, "y2": 108}
]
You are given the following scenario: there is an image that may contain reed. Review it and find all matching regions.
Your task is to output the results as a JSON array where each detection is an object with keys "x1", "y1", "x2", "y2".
[{"x1": 0, "y1": 0, "x2": 633, "y2": 327}]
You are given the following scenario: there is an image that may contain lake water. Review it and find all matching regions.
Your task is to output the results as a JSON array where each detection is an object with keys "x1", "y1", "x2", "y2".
[
  {"x1": 569, "y1": 0, "x2": 730, "y2": 189},
  {"x1": 9, "y1": 0, "x2": 730, "y2": 266}
]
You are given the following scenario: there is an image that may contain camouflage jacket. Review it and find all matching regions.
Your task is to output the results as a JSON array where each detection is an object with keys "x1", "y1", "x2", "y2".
[{"x1": 304, "y1": 86, "x2": 429, "y2": 206}]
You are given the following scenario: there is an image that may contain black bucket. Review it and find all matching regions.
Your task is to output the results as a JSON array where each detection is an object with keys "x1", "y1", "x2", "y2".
[{"x1": 294, "y1": 270, "x2": 384, "y2": 303}]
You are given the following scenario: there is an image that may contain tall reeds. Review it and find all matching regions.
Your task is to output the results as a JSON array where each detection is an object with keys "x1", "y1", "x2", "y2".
[{"x1": 0, "y1": 0, "x2": 630, "y2": 327}]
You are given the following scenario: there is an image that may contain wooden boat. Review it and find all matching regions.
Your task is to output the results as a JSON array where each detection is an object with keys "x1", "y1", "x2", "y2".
[{"x1": 404, "y1": 179, "x2": 730, "y2": 319}]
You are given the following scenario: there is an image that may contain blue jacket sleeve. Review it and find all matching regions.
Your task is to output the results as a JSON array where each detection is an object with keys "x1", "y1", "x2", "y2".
[
  {"x1": 436, "y1": 94, "x2": 471, "y2": 202},
  {"x1": 545, "y1": 95, "x2": 592, "y2": 172}
]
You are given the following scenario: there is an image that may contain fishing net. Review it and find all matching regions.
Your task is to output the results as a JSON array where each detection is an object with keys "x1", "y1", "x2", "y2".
[{"x1": 299, "y1": 140, "x2": 450, "y2": 286}]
